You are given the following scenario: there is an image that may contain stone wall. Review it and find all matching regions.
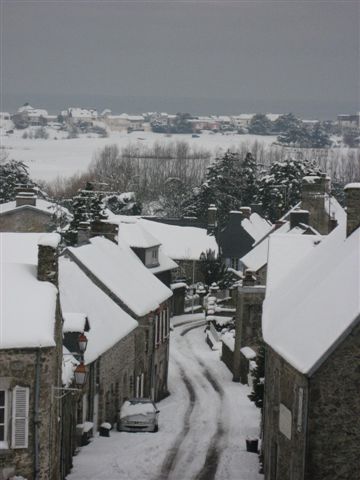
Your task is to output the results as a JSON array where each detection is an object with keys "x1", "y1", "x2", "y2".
[
  {"x1": 263, "y1": 346, "x2": 308, "y2": 480},
  {"x1": 233, "y1": 286, "x2": 265, "y2": 383},
  {"x1": 306, "y1": 321, "x2": 360, "y2": 480},
  {"x1": 0, "y1": 209, "x2": 52, "y2": 233},
  {"x1": 96, "y1": 330, "x2": 136, "y2": 426},
  {"x1": 0, "y1": 347, "x2": 61, "y2": 480}
]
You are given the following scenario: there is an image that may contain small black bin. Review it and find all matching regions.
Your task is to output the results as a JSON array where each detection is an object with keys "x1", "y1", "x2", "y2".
[{"x1": 246, "y1": 438, "x2": 258, "y2": 453}]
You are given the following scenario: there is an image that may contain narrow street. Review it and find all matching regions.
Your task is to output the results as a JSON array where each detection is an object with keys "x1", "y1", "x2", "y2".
[{"x1": 67, "y1": 314, "x2": 262, "y2": 480}]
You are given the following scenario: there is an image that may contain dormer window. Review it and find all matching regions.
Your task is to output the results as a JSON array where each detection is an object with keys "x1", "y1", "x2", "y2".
[{"x1": 145, "y1": 246, "x2": 159, "y2": 268}]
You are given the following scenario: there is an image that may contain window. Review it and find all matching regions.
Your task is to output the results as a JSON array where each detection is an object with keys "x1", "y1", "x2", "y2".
[
  {"x1": 11, "y1": 386, "x2": 29, "y2": 449},
  {"x1": 0, "y1": 390, "x2": 8, "y2": 448},
  {"x1": 155, "y1": 314, "x2": 160, "y2": 346}
]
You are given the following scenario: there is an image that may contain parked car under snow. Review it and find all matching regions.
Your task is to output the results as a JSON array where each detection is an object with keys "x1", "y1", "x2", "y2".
[{"x1": 117, "y1": 398, "x2": 160, "y2": 432}]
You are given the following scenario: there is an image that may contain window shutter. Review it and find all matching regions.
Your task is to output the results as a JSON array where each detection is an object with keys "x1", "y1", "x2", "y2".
[{"x1": 12, "y1": 386, "x2": 29, "y2": 449}]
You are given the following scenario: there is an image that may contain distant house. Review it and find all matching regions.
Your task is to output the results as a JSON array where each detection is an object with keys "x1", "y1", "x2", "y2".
[
  {"x1": 0, "y1": 188, "x2": 71, "y2": 233},
  {"x1": 262, "y1": 183, "x2": 360, "y2": 480},
  {"x1": 218, "y1": 207, "x2": 273, "y2": 270},
  {"x1": 103, "y1": 113, "x2": 146, "y2": 132},
  {"x1": 61, "y1": 107, "x2": 98, "y2": 122},
  {"x1": 17, "y1": 104, "x2": 49, "y2": 125},
  {"x1": 0, "y1": 233, "x2": 63, "y2": 479},
  {"x1": 63, "y1": 235, "x2": 173, "y2": 402},
  {"x1": 337, "y1": 112, "x2": 360, "y2": 130}
]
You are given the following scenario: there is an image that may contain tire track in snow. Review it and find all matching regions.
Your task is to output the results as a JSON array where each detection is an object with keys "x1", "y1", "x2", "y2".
[
  {"x1": 158, "y1": 362, "x2": 197, "y2": 479},
  {"x1": 182, "y1": 328, "x2": 228, "y2": 480}
]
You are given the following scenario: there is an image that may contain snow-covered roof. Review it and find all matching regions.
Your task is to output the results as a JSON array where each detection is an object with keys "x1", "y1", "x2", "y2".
[
  {"x1": 107, "y1": 215, "x2": 178, "y2": 273},
  {"x1": 117, "y1": 219, "x2": 160, "y2": 248},
  {"x1": 62, "y1": 312, "x2": 88, "y2": 333},
  {"x1": 240, "y1": 222, "x2": 315, "y2": 272},
  {"x1": 265, "y1": 234, "x2": 323, "y2": 295},
  {"x1": 263, "y1": 224, "x2": 360, "y2": 375},
  {"x1": 138, "y1": 219, "x2": 218, "y2": 261},
  {"x1": 324, "y1": 195, "x2": 346, "y2": 226},
  {"x1": 59, "y1": 256, "x2": 138, "y2": 364},
  {"x1": 241, "y1": 213, "x2": 272, "y2": 244},
  {"x1": 0, "y1": 198, "x2": 71, "y2": 219},
  {"x1": 67, "y1": 236, "x2": 172, "y2": 318},
  {"x1": 0, "y1": 232, "x2": 58, "y2": 264},
  {"x1": 1, "y1": 262, "x2": 57, "y2": 349}
]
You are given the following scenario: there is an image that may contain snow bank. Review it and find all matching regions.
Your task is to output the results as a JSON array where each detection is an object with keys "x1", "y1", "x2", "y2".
[{"x1": 63, "y1": 312, "x2": 88, "y2": 333}]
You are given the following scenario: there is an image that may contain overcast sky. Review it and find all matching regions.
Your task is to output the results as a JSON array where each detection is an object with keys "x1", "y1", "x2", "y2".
[{"x1": 1, "y1": 0, "x2": 359, "y2": 118}]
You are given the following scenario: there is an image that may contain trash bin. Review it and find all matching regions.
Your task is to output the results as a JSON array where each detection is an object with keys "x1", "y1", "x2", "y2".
[
  {"x1": 246, "y1": 438, "x2": 258, "y2": 453},
  {"x1": 99, "y1": 422, "x2": 111, "y2": 437}
]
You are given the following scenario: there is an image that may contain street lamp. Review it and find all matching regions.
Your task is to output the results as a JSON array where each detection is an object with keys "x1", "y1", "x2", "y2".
[{"x1": 53, "y1": 332, "x2": 89, "y2": 399}]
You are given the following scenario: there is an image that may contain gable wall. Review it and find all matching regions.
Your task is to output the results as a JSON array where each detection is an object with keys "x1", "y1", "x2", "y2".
[
  {"x1": 263, "y1": 346, "x2": 308, "y2": 480},
  {"x1": 0, "y1": 209, "x2": 52, "y2": 233},
  {"x1": 306, "y1": 321, "x2": 360, "y2": 480}
]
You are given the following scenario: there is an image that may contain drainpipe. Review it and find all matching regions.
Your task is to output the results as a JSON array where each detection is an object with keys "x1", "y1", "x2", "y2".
[{"x1": 34, "y1": 349, "x2": 41, "y2": 480}]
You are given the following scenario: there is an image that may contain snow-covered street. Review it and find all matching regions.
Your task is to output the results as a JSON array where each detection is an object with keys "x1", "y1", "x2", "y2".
[{"x1": 67, "y1": 314, "x2": 262, "y2": 480}]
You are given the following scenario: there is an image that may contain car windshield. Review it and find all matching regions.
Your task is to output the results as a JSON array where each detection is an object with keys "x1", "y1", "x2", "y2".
[{"x1": 120, "y1": 400, "x2": 156, "y2": 418}]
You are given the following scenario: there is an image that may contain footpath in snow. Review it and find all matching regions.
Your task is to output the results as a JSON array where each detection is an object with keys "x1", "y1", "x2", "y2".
[{"x1": 67, "y1": 313, "x2": 262, "y2": 480}]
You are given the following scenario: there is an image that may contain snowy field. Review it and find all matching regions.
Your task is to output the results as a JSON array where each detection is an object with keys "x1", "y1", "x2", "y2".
[
  {"x1": 1, "y1": 128, "x2": 276, "y2": 182},
  {"x1": 67, "y1": 314, "x2": 262, "y2": 480}
]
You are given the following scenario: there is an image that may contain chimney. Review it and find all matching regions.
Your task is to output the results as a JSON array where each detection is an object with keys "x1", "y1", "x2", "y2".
[
  {"x1": 228, "y1": 210, "x2": 243, "y2": 226},
  {"x1": 290, "y1": 209, "x2": 310, "y2": 230},
  {"x1": 37, "y1": 233, "x2": 61, "y2": 285},
  {"x1": 90, "y1": 219, "x2": 119, "y2": 243},
  {"x1": 301, "y1": 174, "x2": 331, "y2": 235},
  {"x1": 207, "y1": 204, "x2": 218, "y2": 234},
  {"x1": 77, "y1": 221, "x2": 90, "y2": 245},
  {"x1": 240, "y1": 206, "x2": 251, "y2": 219},
  {"x1": 344, "y1": 183, "x2": 360, "y2": 237},
  {"x1": 243, "y1": 269, "x2": 256, "y2": 286},
  {"x1": 16, "y1": 191, "x2": 37, "y2": 207},
  {"x1": 274, "y1": 220, "x2": 286, "y2": 230}
]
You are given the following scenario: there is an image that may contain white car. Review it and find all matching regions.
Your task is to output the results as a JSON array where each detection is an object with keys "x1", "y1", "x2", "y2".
[{"x1": 117, "y1": 398, "x2": 160, "y2": 433}]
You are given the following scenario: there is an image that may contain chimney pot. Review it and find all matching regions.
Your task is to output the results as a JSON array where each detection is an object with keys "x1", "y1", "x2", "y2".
[
  {"x1": 290, "y1": 209, "x2": 310, "y2": 230},
  {"x1": 240, "y1": 206, "x2": 251, "y2": 219}
]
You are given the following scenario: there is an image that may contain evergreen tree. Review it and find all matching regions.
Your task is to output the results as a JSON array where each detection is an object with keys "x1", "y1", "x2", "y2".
[
  {"x1": 257, "y1": 158, "x2": 316, "y2": 221},
  {"x1": 310, "y1": 123, "x2": 331, "y2": 148},
  {"x1": 277, "y1": 124, "x2": 312, "y2": 147},
  {"x1": 249, "y1": 344, "x2": 265, "y2": 409},
  {"x1": 199, "y1": 249, "x2": 233, "y2": 288},
  {"x1": 66, "y1": 183, "x2": 108, "y2": 244},
  {"x1": 248, "y1": 114, "x2": 273, "y2": 135},
  {"x1": 0, "y1": 160, "x2": 31, "y2": 202},
  {"x1": 272, "y1": 113, "x2": 300, "y2": 134},
  {"x1": 182, "y1": 151, "x2": 258, "y2": 229}
]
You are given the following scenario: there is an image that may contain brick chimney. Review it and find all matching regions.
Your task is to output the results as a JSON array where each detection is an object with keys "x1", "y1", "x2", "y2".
[
  {"x1": 344, "y1": 183, "x2": 360, "y2": 237},
  {"x1": 240, "y1": 207, "x2": 251, "y2": 219},
  {"x1": 37, "y1": 233, "x2": 61, "y2": 285},
  {"x1": 301, "y1": 174, "x2": 331, "y2": 234},
  {"x1": 207, "y1": 204, "x2": 218, "y2": 234},
  {"x1": 290, "y1": 209, "x2": 310, "y2": 230}
]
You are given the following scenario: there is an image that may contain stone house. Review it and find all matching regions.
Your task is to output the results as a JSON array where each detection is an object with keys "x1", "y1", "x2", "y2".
[
  {"x1": 59, "y1": 258, "x2": 138, "y2": 432},
  {"x1": 0, "y1": 188, "x2": 71, "y2": 233},
  {"x1": 113, "y1": 215, "x2": 218, "y2": 283},
  {"x1": 261, "y1": 184, "x2": 360, "y2": 480},
  {"x1": 0, "y1": 233, "x2": 63, "y2": 480},
  {"x1": 62, "y1": 234, "x2": 173, "y2": 403}
]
